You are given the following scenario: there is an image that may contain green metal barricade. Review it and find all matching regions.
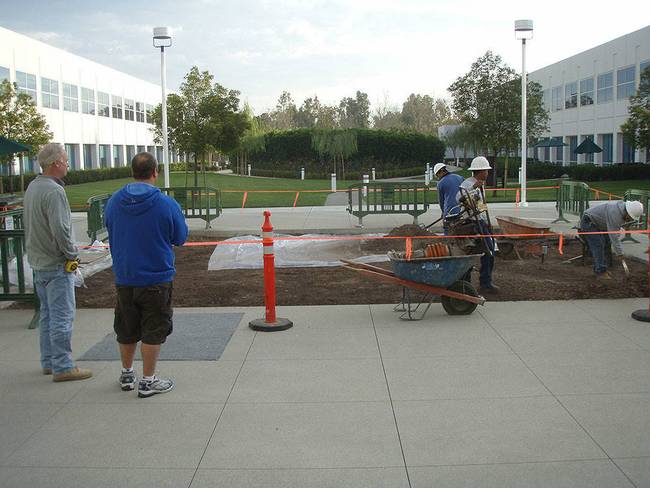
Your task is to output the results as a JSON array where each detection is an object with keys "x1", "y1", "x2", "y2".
[
  {"x1": 347, "y1": 182, "x2": 430, "y2": 227},
  {"x1": 622, "y1": 189, "x2": 650, "y2": 243},
  {"x1": 86, "y1": 194, "x2": 111, "y2": 243},
  {"x1": 161, "y1": 186, "x2": 222, "y2": 229},
  {"x1": 0, "y1": 209, "x2": 38, "y2": 329},
  {"x1": 553, "y1": 180, "x2": 591, "y2": 223}
]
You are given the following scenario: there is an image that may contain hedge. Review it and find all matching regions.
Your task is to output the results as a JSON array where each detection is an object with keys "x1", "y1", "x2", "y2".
[
  {"x1": 491, "y1": 159, "x2": 650, "y2": 181},
  {"x1": 1, "y1": 166, "x2": 133, "y2": 191},
  {"x1": 243, "y1": 128, "x2": 446, "y2": 174},
  {"x1": 251, "y1": 166, "x2": 426, "y2": 180}
]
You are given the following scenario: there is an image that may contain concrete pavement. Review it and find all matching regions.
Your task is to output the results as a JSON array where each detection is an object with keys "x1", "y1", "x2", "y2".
[{"x1": 1, "y1": 300, "x2": 650, "y2": 487}]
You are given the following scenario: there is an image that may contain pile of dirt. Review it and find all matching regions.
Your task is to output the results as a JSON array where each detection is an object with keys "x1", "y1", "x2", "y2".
[{"x1": 33, "y1": 237, "x2": 642, "y2": 309}]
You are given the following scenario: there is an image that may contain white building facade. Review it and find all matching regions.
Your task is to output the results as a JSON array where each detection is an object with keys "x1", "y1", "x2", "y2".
[
  {"x1": 529, "y1": 25, "x2": 650, "y2": 165},
  {"x1": 0, "y1": 26, "x2": 170, "y2": 174}
]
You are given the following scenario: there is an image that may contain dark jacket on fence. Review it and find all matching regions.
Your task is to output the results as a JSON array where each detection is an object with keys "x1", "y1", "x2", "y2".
[{"x1": 105, "y1": 183, "x2": 188, "y2": 286}]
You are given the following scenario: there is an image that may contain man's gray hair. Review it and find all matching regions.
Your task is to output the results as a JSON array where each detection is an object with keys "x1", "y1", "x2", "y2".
[{"x1": 37, "y1": 143, "x2": 66, "y2": 170}]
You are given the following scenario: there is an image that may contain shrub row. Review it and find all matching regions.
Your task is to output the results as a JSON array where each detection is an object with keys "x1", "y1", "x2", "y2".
[
  {"x1": 243, "y1": 128, "x2": 445, "y2": 173},
  {"x1": 491, "y1": 159, "x2": 650, "y2": 181},
  {"x1": 250, "y1": 166, "x2": 425, "y2": 181}
]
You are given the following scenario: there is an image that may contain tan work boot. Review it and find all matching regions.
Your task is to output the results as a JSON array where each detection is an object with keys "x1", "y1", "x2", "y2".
[
  {"x1": 596, "y1": 271, "x2": 613, "y2": 280},
  {"x1": 42, "y1": 368, "x2": 52, "y2": 375},
  {"x1": 53, "y1": 367, "x2": 93, "y2": 382}
]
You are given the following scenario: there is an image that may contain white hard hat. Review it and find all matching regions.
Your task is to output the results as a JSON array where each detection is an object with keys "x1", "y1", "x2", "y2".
[
  {"x1": 433, "y1": 163, "x2": 447, "y2": 176},
  {"x1": 468, "y1": 156, "x2": 491, "y2": 171},
  {"x1": 625, "y1": 200, "x2": 644, "y2": 221}
]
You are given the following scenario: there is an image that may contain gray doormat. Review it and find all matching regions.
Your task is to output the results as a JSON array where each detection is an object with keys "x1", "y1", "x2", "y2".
[{"x1": 78, "y1": 312, "x2": 244, "y2": 361}]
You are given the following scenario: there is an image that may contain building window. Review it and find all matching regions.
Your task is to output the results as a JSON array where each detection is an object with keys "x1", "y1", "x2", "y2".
[
  {"x1": 111, "y1": 95, "x2": 123, "y2": 119},
  {"x1": 145, "y1": 104, "x2": 154, "y2": 123},
  {"x1": 641, "y1": 60, "x2": 650, "y2": 77},
  {"x1": 137, "y1": 145, "x2": 146, "y2": 154},
  {"x1": 617, "y1": 66, "x2": 635, "y2": 100},
  {"x1": 64, "y1": 144, "x2": 78, "y2": 170},
  {"x1": 62, "y1": 83, "x2": 78, "y2": 112},
  {"x1": 126, "y1": 145, "x2": 136, "y2": 163},
  {"x1": 99, "y1": 144, "x2": 110, "y2": 168},
  {"x1": 124, "y1": 98, "x2": 134, "y2": 121},
  {"x1": 41, "y1": 77, "x2": 60, "y2": 109},
  {"x1": 113, "y1": 145, "x2": 123, "y2": 166},
  {"x1": 579, "y1": 77, "x2": 594, "y2": 106},
  {"x1": 16, "y1": 71, "x2": 37, "y2": 102},
  {"x1": 568, "y1": 136, "x2": 577, "y2": 162},
  {"x1": 98, "y1": 91, "x2": 110, "y2": 117},
  {"x1": 622, "y1": 138, "x2": 634, "y2": 163},
  {"x1": 582, "y1": 135, "x2": 594, "y2": 163},
  {"x1": 552, "y1": 86, "x2": 563, "y2": 111},
  {"x1": 136, "y1": 102, "x2": 145, "y2": 122},
  {"x1": 83, "y1": 144, "x2": 95, "y2": 169},
  {"x1": 597, "y1": 72, "x2": 613, "y2": 104},
  {"x1": 81, "y1": 87, "x2": 95, "y2": 115},
  {"x1": 565, "y1": 82, "x2": 577, "y2": 109},
  {"x1": 0, "y1": 66, "x2": 9, "y2": 82},
  {"x1": 554, "y1": 137, "x2": 563, "y2": 162},
  {"x1": 601, "y1": 134, "x2": 613, "y2": 163}
]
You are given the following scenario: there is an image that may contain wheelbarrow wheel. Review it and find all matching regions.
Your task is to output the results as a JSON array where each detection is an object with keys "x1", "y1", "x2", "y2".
[{"x1": 441, "y1": 280, "x2": 479, "y2": 315}]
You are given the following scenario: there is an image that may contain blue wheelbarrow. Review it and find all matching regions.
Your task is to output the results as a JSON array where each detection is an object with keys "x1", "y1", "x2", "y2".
[{"x1": 342, "y1": 252, "x2": 485, "y2": 320}]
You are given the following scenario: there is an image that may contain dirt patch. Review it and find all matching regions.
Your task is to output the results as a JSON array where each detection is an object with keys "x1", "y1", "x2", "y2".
[{"x1": 42, "y1": 237, "x2": 645, "y2": 309}]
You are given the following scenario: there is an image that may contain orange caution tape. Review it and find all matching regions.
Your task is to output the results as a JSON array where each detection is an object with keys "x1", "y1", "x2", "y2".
[{"x1": 405, "y1": 237, "x2": 412, "y2": 260}]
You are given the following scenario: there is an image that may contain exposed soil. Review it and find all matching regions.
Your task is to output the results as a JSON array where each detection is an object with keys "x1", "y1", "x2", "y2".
[{"x1": 62, "y1": 230, "x2": 648, "y2": 309}]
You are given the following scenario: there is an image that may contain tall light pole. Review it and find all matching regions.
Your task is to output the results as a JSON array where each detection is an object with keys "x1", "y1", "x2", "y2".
[
  {"x1": 515, "y1": 19, "x2": 533, "y2": 207},
  {"x1": 153, "y1": 27, "x2": 172, "y2": 188}
]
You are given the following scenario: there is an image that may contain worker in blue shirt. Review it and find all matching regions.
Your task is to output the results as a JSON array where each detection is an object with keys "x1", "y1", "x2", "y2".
[{"x1": 434, "y1": 163, "x2": 463, "y2": 233}]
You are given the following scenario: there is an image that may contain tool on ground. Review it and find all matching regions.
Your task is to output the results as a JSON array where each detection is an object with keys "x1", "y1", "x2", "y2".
[{"x1": 622, "y1": 258, "x2": 630, "y2": 276}]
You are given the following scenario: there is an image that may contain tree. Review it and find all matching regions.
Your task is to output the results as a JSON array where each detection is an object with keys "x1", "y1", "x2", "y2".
[
  {"x1": 273, "y1": 91, "x2": 297, "y2": 130},
  {"x1": 400, "y1": 94, "x2": 452, "y2": 134},
  {"x1": 315, "y1": 104, "x2": 339, "y2": 128},
  {"x1": 372, "y1": 93, "x2": 404, "y2": 129},
  {"x1": 622, "y1": 66, "x2": 650, "y2": 151},
  {"x1": 311, "y1": 129, "x2": 358, "y2": 178},
  {"x1": 0, "y1": 80, "x2": 52, "y2": 193},
  {"x1": 295, "y1": 96, "x2": 321, "y2": 128},
  {"x1": 151, "y1": 66, "x2": 250, "y2": 186},
  {"x1": 448, "y1": 51, "x2": 548, "y2": 187},
  {"x1": 339, "y1": 91, "x2": 370, "y2": 128}
]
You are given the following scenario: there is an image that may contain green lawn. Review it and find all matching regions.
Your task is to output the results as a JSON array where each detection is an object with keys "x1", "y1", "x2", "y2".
[
  {"x1": 63, "y1": 172, "x2": 650, "y2": 209},
  {"x1": 65, "y1": 172, "x2": 359, "y2": 208}
]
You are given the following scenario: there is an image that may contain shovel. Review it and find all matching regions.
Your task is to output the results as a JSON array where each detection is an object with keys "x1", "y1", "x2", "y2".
[{"x1": 622, "y1": 258, "x2": 630, "y2": 277}]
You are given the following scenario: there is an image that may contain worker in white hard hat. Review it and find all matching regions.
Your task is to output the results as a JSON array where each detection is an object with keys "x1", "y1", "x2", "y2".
[
  {"x1": 579, "y1": 200, "x2": 644, "y2": 279},
  {"x1": 454, "y1": 156, "x2": 499, "y2": 293},
  {"x1": 434, "y1": 163, "x2": 463, "y2": 233}
]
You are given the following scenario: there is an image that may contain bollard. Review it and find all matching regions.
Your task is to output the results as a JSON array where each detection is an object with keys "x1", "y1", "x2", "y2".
[
  {"x1": 362, "y1": 174, "x2": 369, "y2": 198},
  {"x1": 424, "y1": 171, "x2": 430, "y2": 186},
  {"x1": 301, "y1": 167, "x2": 305, "y2": 180},
  {"x1": 331, "y1": 173, "x2": 337, "y2": 192},
  {"x1": 247, "y1": 164, "x2": 251, "y2": 177},
  {"x1": 249, "y1": 211, "x2": 293, "y2": 331},
  {"x1": 372, "y1": 167, "x2": 376, "y2": 181}
]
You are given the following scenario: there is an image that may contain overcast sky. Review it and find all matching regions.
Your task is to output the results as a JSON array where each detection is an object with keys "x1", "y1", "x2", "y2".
[{"x1": 2, "y1": 0, "x2": 648, "y2": 114}]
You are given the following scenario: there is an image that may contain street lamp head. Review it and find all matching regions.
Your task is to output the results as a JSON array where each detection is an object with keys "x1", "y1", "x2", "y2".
[
  {"x1": 514, "y1": 19, "x2": 533, "y2": 40},
  {"x1": 153, "y1": 27, "x2": 172, "y2": 48}
]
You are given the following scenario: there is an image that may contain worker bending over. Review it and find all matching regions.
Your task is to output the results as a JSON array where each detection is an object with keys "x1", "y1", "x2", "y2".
[{"x1": 579, "y1": 200, "x2": 643, "y2": 279}]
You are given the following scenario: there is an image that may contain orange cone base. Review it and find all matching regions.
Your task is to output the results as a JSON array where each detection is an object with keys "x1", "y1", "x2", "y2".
[
  {"x1": 631, "y1": 310, "x2": 650, "y2": 323},
  {"x1": 249, "y1": 317, "x2": 293, "y2": 332}
]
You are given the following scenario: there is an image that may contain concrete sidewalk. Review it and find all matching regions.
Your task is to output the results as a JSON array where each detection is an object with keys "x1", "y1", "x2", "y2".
[{"x1": 2, "y1": 300, "x2": 650, "y2": 487}]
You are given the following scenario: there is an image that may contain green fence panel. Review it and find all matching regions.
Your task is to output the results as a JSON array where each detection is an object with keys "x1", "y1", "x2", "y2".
[
  {"x1": 161, "y1": 186, "x2": 222, "y2": 229},
  {"x1": 86, "y1": 194, "x2": 111, "y2": 243},
  {"x1": 553, "y1": 180, "x2": 591, "y2": 223},
  {"x1": 0, "y1": 222, "x2": 39, "y2": 329},
  {"x1": 347, "y1": 182, "x2": 430, "y2": 227}
]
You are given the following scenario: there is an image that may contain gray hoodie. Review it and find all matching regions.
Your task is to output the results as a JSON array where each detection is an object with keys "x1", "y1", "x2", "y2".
[
  {"x1": 583, "y1": 200, "x2": 627, "y2": 255},
  {"x1": 23, "y1": 175, "x2": 78, "y2": 271}
]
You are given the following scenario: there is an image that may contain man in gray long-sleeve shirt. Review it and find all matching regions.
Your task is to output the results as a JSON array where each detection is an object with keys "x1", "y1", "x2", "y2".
[
  {"x1": 23, "y1": 143, "x2": 92, "y2": 382},
  {"x1": 580, "y1": 200, "x2": 644, "y2": 278}
]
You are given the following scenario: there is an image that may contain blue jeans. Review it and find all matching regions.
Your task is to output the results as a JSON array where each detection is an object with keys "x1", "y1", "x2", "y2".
[
  {"x1": 580, "y1": 215, "x2": 607, "y2": 274},
  {"x1": 460, "y1": 221, "x2": 495, "y2": 286},
  {"x1": 34, "y1": 266, "x2": 75, "y2": 374}
]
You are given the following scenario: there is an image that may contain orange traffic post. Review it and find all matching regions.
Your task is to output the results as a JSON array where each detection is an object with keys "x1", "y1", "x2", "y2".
[
  {"x1": 249, "y1": 211, "x2": 294, "y2": 332},
  {"x1": 632, "y1": 218, "x2": 650, "y2": 322}
]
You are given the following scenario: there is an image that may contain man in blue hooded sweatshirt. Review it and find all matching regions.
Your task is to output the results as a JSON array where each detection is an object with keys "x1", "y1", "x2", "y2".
[{"x1": 105, "y1": 152, "x2": 188, "y2": 398}]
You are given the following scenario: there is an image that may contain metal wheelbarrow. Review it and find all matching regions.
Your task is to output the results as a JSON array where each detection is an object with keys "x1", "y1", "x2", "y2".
[{"x1": 342, "y1": 252, "x2": 485, "y2": 321}]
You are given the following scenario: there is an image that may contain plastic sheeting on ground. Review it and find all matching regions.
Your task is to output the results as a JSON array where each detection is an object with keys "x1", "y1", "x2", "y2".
[{"x1": 207, "y1": 234, "x2": 390, "y2": 270}]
